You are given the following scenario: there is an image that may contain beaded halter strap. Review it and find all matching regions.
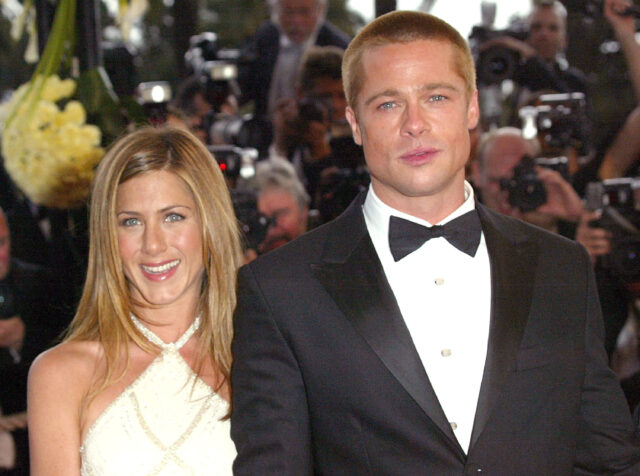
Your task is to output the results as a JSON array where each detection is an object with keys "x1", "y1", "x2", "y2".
[{"x1": 130, "y1": 314, "x2": 201, "y2": 351}]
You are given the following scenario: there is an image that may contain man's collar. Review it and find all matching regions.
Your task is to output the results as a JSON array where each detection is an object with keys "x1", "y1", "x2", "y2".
[{"x1": 364, "y1": 181, "x2": 476, "y2": 228}]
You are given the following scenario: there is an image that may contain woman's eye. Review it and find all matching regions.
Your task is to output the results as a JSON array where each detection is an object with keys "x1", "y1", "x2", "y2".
[
  {"x1": 165, "y1": 213, "x2": 185, "y2": 223},
  {"x1": 120, "y1": 217, "x2": 140, "y2": 227}
]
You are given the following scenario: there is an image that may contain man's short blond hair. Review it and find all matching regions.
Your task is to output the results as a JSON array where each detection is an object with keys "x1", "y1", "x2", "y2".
[{"x1": 342, "y1": 10, "x2": 476, "y2": 109}]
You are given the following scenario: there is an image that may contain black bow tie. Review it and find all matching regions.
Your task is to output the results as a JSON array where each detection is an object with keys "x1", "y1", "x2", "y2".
[{"x1": 388, "y1": 210, "x2": 482, "y2": 261}]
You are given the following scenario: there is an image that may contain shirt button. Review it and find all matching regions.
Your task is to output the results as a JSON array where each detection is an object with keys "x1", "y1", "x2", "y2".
[
  {"x1": 441, "y1": 349, "x2": 452, "y2": 357},
  {"x1": 450, "y1": 422, "x2": 457, "y2": 430},
  {"x1": 434, "y1": 278, "x2": 445, "y2": 285}
]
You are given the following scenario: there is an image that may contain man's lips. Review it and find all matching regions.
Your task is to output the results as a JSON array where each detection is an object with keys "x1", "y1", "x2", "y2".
[{"x1": 399, "y1": 147, "x2": 438, "y2": 164}]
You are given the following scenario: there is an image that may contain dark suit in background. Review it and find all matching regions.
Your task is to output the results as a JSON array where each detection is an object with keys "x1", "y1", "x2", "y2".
[
  {"x1": 0, "y1": 258, "x2": 64, "y2": 475},
  {"x1": 238, "y1": 20, "x2": 350, "y2": 118}
]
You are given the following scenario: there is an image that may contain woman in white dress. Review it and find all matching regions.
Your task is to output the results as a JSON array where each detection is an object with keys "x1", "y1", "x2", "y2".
[{"x1": 27, "y1": 126, "x2": 243, "y2": 475}]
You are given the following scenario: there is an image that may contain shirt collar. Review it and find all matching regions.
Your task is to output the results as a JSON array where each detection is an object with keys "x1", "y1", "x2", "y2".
[{"x1": 363, "y1": 181, "x2": 476, "y2": 243}]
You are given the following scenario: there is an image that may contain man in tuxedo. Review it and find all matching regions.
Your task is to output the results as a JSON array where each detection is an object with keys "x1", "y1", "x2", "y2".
[{"x1": 231, "y1": 11, "x2": 640, "y2": 474}]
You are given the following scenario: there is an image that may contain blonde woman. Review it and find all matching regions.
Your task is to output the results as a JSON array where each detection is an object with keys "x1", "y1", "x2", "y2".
[{"x1": 27, "y1": 126, "x2": 242, "y2": 475}]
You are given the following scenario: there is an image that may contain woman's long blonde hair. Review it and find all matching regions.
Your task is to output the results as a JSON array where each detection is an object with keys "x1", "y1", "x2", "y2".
[{"x1": 66, "y1": 125, "x2": 242, "y2": 396}]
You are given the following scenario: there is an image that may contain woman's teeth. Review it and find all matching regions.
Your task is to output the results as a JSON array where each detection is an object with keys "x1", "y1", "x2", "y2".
[{"x1": 141, "y1": 260, "x2": 179, "y2": 274}]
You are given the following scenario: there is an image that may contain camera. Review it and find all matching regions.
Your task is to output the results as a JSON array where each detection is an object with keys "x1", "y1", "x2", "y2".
[
  {"x1": 317, "y1": 165, "x2": 370, "y2": 222},
  {"x1": 469, "y1": 24, "x2": 528, "y2": 85},
  {"x1": 204, "y1": 113, "x2": 272, "y2": 157},
  {"x1": 520, "y1": 92, "x2": 590, "y2": 156},
  {"x1": 135, "y1": 81, "x2": 172, "y2": 125},
  {"x1": 184, "y1": 32, "x2": 243, "y2": 111},
  {"x1": 586, "y1": 178, "x2": 640, "y2": 280},
  {"x1": 500, "y1": 155, "x2": 569, "y2": 212},
  {"x1": 230, "y1": 189, "x2": 271, "y2": 252},
  {"x1": 207, "y1": 144, "x2": 259, "y2": 182},
  {"x1": 287, "y1": 97, "x2": 331, "y2": 148},
  {"x1": 185, "y1": 33, "x2": 272, "y2": 155}
]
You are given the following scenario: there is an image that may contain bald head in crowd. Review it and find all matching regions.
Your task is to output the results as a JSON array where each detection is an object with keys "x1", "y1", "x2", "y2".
[
  {"x1": 272, "y1": 0, "x2": 326, "y2": 44},
  {"x1": 472, "y1": 127, "x2": 539, "y2": 216}
]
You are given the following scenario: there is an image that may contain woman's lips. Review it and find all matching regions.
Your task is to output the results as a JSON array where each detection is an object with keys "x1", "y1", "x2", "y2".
[{"x1": 140, "y1": 259, "x2": 180, "y2": 281}]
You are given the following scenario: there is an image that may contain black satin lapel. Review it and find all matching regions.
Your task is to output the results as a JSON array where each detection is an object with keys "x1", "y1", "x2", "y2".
[
  {"x1": 469, "y1": 213, "x2": 538, "y2": 449},
  {"x1": 311, "y1": 235, "x2": 463, "y2": 454}
]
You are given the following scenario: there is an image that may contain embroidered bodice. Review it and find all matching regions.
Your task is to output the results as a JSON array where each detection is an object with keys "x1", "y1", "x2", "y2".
[{"x1": 80, "y1": 316, "x2": 235, "y2": 475}]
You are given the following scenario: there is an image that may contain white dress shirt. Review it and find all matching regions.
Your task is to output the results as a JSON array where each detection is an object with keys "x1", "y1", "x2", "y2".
[{"x1": 363, "y1": 182, "x2": 492, "y2": 453}]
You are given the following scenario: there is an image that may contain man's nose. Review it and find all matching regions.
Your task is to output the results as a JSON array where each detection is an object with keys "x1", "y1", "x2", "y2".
[{"x1": 401, "y1": 102, "x2": 429, "y2": 137}]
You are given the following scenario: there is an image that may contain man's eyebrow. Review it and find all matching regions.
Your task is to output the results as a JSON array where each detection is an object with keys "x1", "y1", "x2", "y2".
[
  {"x1": 363, "y1": 82, "x2": 462, "y2": 107},
  {"x1": 364, "y1": 89, "x2": 400, "y2": 107}
]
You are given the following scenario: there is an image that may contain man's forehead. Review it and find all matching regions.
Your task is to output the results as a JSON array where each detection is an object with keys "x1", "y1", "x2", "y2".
[
  {"x1": 487, "y1": 137, "x2": 534, "y2": 168},
  {"x1": 530, "y1": 7, "x2": 565, "y2": 28}
]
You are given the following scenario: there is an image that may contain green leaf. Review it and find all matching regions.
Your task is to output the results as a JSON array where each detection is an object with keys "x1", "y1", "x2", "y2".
[{"x1": 75, "y1": 66, "x2": 126, "y2": 144}]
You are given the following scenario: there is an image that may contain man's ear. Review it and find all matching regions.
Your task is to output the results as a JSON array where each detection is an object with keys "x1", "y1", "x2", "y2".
[
  {"x1": 467, "y1": 90, "x2": 480, "y2": 130},
  {"x1": 345, "y1": 106, "x2": 362, "y2": 146}
]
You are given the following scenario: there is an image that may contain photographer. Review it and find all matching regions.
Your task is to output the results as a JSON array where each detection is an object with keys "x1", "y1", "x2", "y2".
[
  {"x1": 472, "y1": 127, "x2": 584, "y2": 234},
  {"x1": 270, "y1": 46, "x2": 366, "y2": 221},
  {"x1": 472, "y1": 128, "x2": 640, "y2": 368},
  {"x1": 250, "y1": 159, "x2": 310, "y2": 254},
  {"x1": 168, "y1": 73, "x2": 240, "y2": 144},
  {"x1": 575, "y1": 184, "x2": 640, "y2": 414},
  {"x1": 478, "y1": 0, "x2": 587, "y2": 95},
  {"x1": 470, "y1": 0, "x2": 586, "y2": 125},
  {"x1": 238, "y1": 0, "x2": 350, "y2": 120}
]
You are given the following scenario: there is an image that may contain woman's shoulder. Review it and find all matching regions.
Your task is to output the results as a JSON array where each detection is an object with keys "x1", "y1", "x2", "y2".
[{"x1": 29, "y1": 340, "x2": 104, "y2": 396}]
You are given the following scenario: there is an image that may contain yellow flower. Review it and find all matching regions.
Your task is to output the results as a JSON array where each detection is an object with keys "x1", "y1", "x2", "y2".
[{"x1": 1, "y1": 74, "x2": 105, "y2": 208}]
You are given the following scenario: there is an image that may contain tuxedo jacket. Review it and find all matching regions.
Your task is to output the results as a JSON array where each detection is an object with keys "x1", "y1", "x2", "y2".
[
  {"x1": 238, "y1": 20, "x2": 350, "y2": 118},
  {"x1": 231, "y1": 194, "x2": 640, "y2": 475}
]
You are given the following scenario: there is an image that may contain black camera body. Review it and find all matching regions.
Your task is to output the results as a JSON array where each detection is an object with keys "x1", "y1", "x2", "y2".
[
  {"x1": 586, "y1": 178, "x2": 640, "y2": 280},
  {"x1": 185, "y1": 32, "x2": 244, "y2": 111},
  {"x1": 207, "y1": 144, "x2": 259, "y2": 182},
  {"x1": 522, "y1": 92, "x2": 590, "y2": 156},
  {"x1": 469, "y1": 24, "x2": 528, "y2": 85},
  {"x1": 318, "y1": 166, "x2": 370, "y2": 222},
  {"x1": 229, "y1": 190, "x2": 270, "y2": 252},
  {"x1": 500, "y1": 155, "x2": 569, "y2": 212},
  {"x1": 204, "y1": 112, "x2": 272, "y2": 156}
]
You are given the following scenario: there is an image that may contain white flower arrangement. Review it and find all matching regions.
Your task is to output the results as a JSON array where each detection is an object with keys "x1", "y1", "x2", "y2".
[{"x1": 0, "y1": 74, "x2": 104, "y2": 208}]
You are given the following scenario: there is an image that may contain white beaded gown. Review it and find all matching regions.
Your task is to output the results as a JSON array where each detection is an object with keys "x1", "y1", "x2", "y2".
[{"x1": 80, "y1": 316, "x2": 236, "y2": 475}]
